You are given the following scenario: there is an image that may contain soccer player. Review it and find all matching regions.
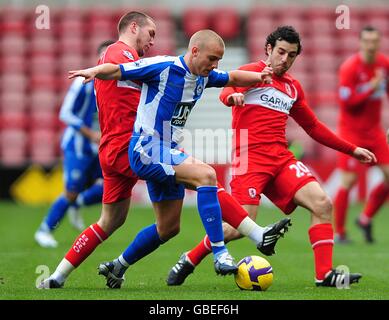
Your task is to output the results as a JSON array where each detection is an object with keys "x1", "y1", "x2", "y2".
[
  {"x1": 39, "y1": 15, "x2": 288, "y2": 289},
  {"x1": 34, "y1": 40, "x2": 114, "y2": 248},
  {"x1": 65, "y1": 29, "x2": 292, "y2": 289},
  {"x1": 166, "y1": 26, "x2": 376, "y2": 288},
  {"x1": 334, "y1": 26, "x2": 389, "y2": 244}
]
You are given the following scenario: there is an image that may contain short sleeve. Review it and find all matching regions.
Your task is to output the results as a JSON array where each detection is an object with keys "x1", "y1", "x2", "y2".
[{"x1": 206, "y1": 69, "x2": 229, "y2": 88}]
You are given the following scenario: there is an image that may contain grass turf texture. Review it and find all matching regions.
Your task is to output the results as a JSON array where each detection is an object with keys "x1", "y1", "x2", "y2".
[{"x1": 1, "y1": 201, "x2": 388, "y2": 300}]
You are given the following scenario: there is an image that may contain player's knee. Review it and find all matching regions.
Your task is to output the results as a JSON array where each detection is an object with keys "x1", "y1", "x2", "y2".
[
  {"x1": 158, "y1": 224, "x2": 180, "y2": 241},
  {"x1": 223, "y1": 223, "x2": 242, "y2": 242},
  {"x1": 312, "y1": 195, "x2": 333, "y2": 221},
  {"x1": 65, "y1": 191, "x2": 78, "y2": 203},
  {"x1": 197, "y1": 165, "x2": 217, "y2": 186}
]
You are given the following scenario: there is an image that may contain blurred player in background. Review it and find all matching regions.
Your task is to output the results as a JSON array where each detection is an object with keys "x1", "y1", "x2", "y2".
[
  {"x1": 63, "y1": 29, "x2": 294, "y2": 290},
  {"x1": 34, "y1": 40, "x2": 114, "y2": 248},
  {"x1": 334, "y1": 26, "x2": 389, "y2": 244},
  {"x1": 167, "y1": 26, "x2": 376, "y2": 288}
]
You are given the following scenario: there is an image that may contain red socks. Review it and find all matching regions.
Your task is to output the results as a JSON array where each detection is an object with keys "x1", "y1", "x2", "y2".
[
  {"x1": 362, "y1": 183, "x2": 389, "y2": 221},
  {"x1": 216, "y1": 183, "x2": 248, "y2": 228},
  {"x1": 187, "y1": 236, "x2": 211, "y2": 266},
  {"x1": 309, "y1": 223, "x2": 334, "y2": 280},
  {"x1": 65, "y1": 223, "x2": 108, "y2": 267},
  {"x1": 334, "y1": 188, "x2": 349, "y2": 236}
]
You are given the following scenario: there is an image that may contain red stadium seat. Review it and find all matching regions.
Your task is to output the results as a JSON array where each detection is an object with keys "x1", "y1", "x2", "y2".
[
  {"x1": 303, "y1": 35, "x2": 337, "y2": 54},
  {"x1": 56, "y1": 19, "x2": 85, "y2": 38},
  {"x1": 309, "y1": 53, "x2": 342, "y2": 73},
  {"x1": 29, "y1": 35, "x2": 56, "y2": 55},
  {"x1": 0, "y1": 73, "x2": 28, "y2": 94},
  {"x1": 146, "y1": 7, "x2": 172, "y2": 20},
  {"x1": 0, "y1": 55, "x2": 26, "y2": 73},
  {"x1": 59, "y1": 36, "x2": 85, "y2": 54},
  {"x1": 29, "y1": 90, "x2": 59, "y2": 112},
  {"x1": 304, "y1": 5, "x2": 334, "y2": 19},
  {"x1": 247, "y1": 17, "x2": 278, "y2": 40},
  {"x1": 58, "y1": 54, "x2": 85, "y2": 73},
  {"x1": 210, "y1": 7, "x2": 240, "y2": 40},
  {"x1": 0, "y1": 6, "x2": 29, "y2": 35},
  {"x1": 30, "y1": 110, "x2": 59, "y2": 130},
  {"x1": 0, "y1": 35, "x2": 27, "y2": 55},
  {"x1": 0, "y1": 110, "x2": 28, "y2": 130},
  {"x1": 248, "y1": 6, "x2": 278, "y2": 20},
  {"x1": 145, "y1": 36, "x2": 176, "y2": 57},
  {"x1": 153, "y1": 19, "x2": 175, "y2": 38},
  {"x1": 29, "y1": 74, "x2": 59, "y2": 91},
  {"x1": 29, "y1": 129, "x2": 59, "y2": 165},
  {"x1": 30, "y1": 54, "x2": 56, "y2": 75},
  {"x1": 0, "y1": 92, "x2": 27, "y2": 112},
  {"x1": 182, "y1": 8, "x2": 210, "y2": 38},
  {"x1": 306, "y1": 17, "x2": 337, "y2": 36},
  {"x1": 0, "y1": 128, "x2": 28, "y2": 166}
]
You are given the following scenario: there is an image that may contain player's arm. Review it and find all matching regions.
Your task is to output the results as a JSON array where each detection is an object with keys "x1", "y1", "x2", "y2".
[
  {"x1": 69, "y1": 63, "x2": 121, "y2": 83},
  {"x1": 226, "y1": 66, "x2": 273, "y2": 87},
  {"x1": 219, "y1": 87, "x2": 245, "y2": 107},
  {"x1": 290, "y1": 102, "x2": 376, "y2": 164}
]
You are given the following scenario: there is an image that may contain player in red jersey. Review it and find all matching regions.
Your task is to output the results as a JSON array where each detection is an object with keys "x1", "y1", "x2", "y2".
[
  {"x1": 334, "y1": 26, "x2": 389, "y2": 244},
  {"x1": 166, "y1": 26, "x2": 376, "y2": 287},
  {"x1": 38, "y1": 11, "x2": 157, "y2": 289}
]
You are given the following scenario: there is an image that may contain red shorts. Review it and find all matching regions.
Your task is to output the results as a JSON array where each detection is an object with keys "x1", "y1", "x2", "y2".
[
  {"x1": 337, "y1": 131, "x2": 389, "y2": 171},
  {"x1": 99, "y1": 145, "x2": 138, "y2": 204},
  {"x1": 230, "y1": 158, "x2": 317, "y2": 214}
]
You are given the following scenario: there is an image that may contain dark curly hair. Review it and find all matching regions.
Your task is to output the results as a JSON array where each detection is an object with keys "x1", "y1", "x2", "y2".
[{"x1": 265, "y1": 25, "x2": 302, "y2": 55}]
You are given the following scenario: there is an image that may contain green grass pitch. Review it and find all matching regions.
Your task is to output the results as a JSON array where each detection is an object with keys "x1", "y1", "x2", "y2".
[{"x1": 1, "y1": 200, "x2": 388, "y2": 300}]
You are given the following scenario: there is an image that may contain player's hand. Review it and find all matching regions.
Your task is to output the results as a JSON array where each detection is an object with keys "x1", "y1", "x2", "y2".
[
  {"x1": 227, "y1": 93, "x2": 245, "y2": 106},
  {"x1": 68, "y1": 68, "x2": 98, "y2": 84},
  {"x1": 259, "y1": 66, "x2": 273, "y2": 84},
  {"x1": 90, "y1": 131, "x2": 101, "y2": 144},
  {"x1": 352, "y1": 147, "x2": 377, "y2": 164}
]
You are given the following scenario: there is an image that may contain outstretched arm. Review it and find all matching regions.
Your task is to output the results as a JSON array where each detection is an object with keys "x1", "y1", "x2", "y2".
[
  {"x1": 68, "y1": 63, "x2": 121, "y2": 84},
  {"x1": 226, "y1": 66, "x2": 273, "y2": 87},
  {"x1": 291, "y1": 103, "x2": 376, "y2": 164}
]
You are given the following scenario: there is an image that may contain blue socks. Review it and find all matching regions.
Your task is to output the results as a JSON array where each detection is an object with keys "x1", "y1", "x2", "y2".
[
  {"x1": 77, "y1": 183, "x2": 103, "y2": 206},
  {"x1": 121, "y1": 224, "x2": 165, "y2": 265},
  {"x1": 197, "y1": 186, "x2": 226, "y2": 258},
  {"x1": 43, "y1": 196, "x2": 70, "y2": 231}
]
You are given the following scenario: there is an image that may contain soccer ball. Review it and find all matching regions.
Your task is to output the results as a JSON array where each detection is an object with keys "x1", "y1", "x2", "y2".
[{"x1": 234, "y1": 255, "x2": 273, "y2": 291}]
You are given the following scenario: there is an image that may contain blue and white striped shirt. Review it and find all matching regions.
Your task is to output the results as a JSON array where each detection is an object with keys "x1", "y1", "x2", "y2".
[
  {"x1": 119, "y1": 55, "x2": 229, "y2": 145},
  {"x1": 60, "y1": 77, "x2": 98, "y2": 157}
]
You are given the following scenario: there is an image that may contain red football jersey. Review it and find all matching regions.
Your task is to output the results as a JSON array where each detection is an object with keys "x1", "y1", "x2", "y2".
[
  {"x1": 94, "y1": 41, "x2": 141, "y2": 154},
  {"x1": 220, "y1": 60, "x2": 356, "y2": 174},
  {"x1": 338, "y1": 52, "x2": 389, "y2": 144}
]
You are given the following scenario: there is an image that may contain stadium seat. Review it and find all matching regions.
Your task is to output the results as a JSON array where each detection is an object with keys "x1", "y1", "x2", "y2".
[
  {"x1": 30, "y1": 54, "x2": 56, "y2": 75},
  {"x1": 30, "y1": 110, "x2": 59, "y2": 130},
  {"x1": 306, "y1": 17, "x2": 336, "y2": 36},
  {"x1": 0, "y1": 128, "x2": 28, "y2": 166},
  {"x1": 0, "y1": 55, "x2": 26, "y2": 73},
  {"x1": 29, "y1": 74, "x2": 59, "y2": 91},
  {"x1": 145, "y1": 36, "x2": 176, "y2": 57},
  {"x1": 58, "y1": 54, "x2": 85, "y2": 74},
  {"x1": 0, "y1": 6, "x2": 28, "y2": 35},
  {"x1": 309, "y1": 53, "x2": 342, "y2": 73},
  {"x1": 29, "y1": 35, "x2": 56, "y2": 55},
  {"x1": 247, "y1": 6, "x2": 277, "y2": 20},
  {"x1": 247, "y1": 17, "x2": 278, "y2": 39},
  {"x1": 303, "y1": 35, "x2": 337, "y2": 54},
  {"x1": 0, "y1": 35, "x2": 27, "y2": 55},
  {"x1": 29, "y1": 90, "x2": 59, "y2": 112},
  {"x1": 182, "y1": 8, "x2": 210, "y2": 38},
  {"x1": 146, "y1": 7, "x2": 172, "y2": 20},
  {"x1": 59, "y1": 36, "x2": 85, "y2": 55},
  {"x1": 0, "y1": 73, "x2": 28, "y2": 94},
  {"x1": 56, "y1": 19, "x2": 85, "y2": 38},
  {"x1": 0, "y1": 92, "x2": 27, "y2": 112},
  {"x1": 0, "y1": 110, "x2": 28, "y2": 130},
  {"x1": 210, "y1": 7, "x2": 240, "y2": 40},
  {"x1": 29, "y1": 129, "x2": 58, "y2": 165}
]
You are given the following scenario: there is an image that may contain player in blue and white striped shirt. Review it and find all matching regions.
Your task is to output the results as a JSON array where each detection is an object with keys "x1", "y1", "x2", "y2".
[
  {"x1": 35, "y1": 41, "x2": 114, "y2": 248},
  {"x1": 69, "y1": 30, "x2": 272, "y2": 285}
]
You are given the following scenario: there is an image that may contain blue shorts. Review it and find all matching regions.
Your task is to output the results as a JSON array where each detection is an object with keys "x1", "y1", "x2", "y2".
[
  {"x1": 129, "y1": 133, "x2": 187, "y2": 202},
  {"x1": 63, "y1": 151, "x2": 102, "y2": 193}
]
